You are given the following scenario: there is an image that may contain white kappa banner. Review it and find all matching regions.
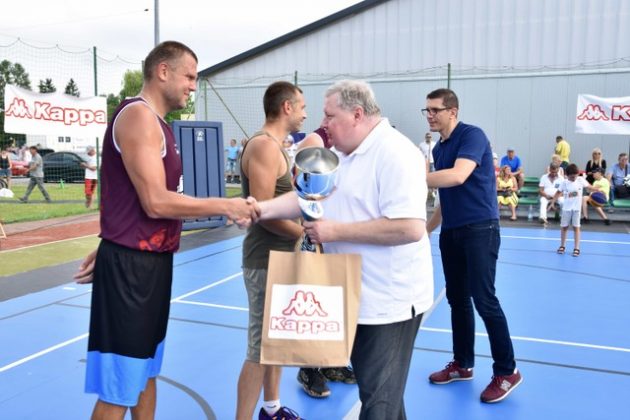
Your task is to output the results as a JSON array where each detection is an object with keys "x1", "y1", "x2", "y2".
[
  {"x1": 3, "y1": 84, "x2": 107, "y2": 137},
  {"x1": 575, "y1": 94, "x2": 630, "y2": 135},
  {"x1": 267, "y1": 284, "x2": 344, "y2": 341}
]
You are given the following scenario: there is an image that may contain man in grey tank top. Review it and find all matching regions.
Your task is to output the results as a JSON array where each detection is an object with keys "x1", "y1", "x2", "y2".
[{"x1": 236, "y1": 81, "x2": 306, "y2": 420}]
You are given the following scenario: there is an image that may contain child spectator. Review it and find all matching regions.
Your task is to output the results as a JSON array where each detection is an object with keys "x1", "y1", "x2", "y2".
[
  {"x1": 551, "y1": 164, "x2": 591, "y2": 257},
  {"x1": 582, "y1": 168, "x2": 611, "y2": 225},
  {"x1": 225, "y1": 138, "x2": 239, "y2": 183}
]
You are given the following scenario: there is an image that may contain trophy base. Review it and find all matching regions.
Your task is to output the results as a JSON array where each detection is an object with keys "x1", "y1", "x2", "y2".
[{"x1": 298, "y1": 197, "x2": 324, "y2": 222}]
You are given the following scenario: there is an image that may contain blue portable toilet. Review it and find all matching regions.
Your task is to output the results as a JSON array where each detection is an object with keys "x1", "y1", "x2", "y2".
[{"x1": 172, "y1": 121, "x2": 227, "y2": 230}]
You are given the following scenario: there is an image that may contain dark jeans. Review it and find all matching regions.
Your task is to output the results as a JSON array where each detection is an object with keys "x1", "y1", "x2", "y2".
[
  {"x1": 351, "y1": 312, "x2": 422, "y2": 420},
  {"x1": 23, "y1": 176, "x2": 51, "y2": 201},
  {"x1": 439, "y1": 220, "x2": 515, "y2": 376}
]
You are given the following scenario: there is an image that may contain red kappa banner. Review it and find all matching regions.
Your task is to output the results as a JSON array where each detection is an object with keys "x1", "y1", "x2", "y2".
[
  {"x1": 3, "y1": 84, "x2": 107, "y2": 137},
  {"x1": 576, "y1": 94, "x2": 630, "y2": 135}
]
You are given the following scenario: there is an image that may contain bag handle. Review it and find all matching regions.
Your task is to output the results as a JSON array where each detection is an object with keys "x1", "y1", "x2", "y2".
[{"x1": 294, "y1": 234, "x2": 323, "y2": 254}]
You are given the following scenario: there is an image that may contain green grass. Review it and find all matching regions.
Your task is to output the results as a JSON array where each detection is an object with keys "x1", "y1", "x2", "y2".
[
  {"x1": 226, "y1": 186, "x2": 242, "y2": 198},
  {"x1": 0, "y1": 185, "x2": 243, "y2": 276},
  {"x1": 0, "y1": 236, "x2": 102, "y2": 277},
  {"x1": 0, "y1": 183, "x2": 96, "y2": 224},
  {"x1": 0, "y1": 185, "x2": 242, "y2": 225}
]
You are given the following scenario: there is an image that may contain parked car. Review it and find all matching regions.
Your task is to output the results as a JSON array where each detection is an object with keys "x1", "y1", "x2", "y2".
[
  {"x1": 43, "y1": 151, "x2": 90, "y2": 183},
  {"x1": 8, "y1": 153, "x2": 29, "y2": 177},
  {"x1": 38, "y1": 148, "x2": 55, "y2": 157}
]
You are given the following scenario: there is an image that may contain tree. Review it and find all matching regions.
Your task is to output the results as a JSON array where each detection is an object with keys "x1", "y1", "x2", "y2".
[
  {"x1": 0, "y1": 60, "x2": 32, "y2": 147},
  {"x1": 38, "y1": 78, "x2": 56, "y2": 93},
  {"x1": 119, "y1": 70, "x2": 143, "y2": 100},
  {"x1": 166, "y1": 94, "x2": 195, "y2": 123},
  {"x1": 105, "y1": 93, "x2": 121, "y2": 122},
  {"x1": 64, "y1": 78, "x2": 80, "y2": 97}
]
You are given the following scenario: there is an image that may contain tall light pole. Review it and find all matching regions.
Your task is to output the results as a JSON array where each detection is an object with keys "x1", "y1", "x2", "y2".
[{"x1": 154, "y1": 0, "x2": 160, "y2": 46}]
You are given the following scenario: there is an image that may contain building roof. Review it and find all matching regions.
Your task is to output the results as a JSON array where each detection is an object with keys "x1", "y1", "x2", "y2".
[{"x1": 199, "y1": 0, "x2": 389, "y2": 78}]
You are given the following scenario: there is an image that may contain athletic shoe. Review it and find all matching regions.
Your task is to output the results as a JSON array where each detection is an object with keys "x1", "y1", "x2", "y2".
[
  {"x1": 258, "y1": 406, "x2": 302, "y2": 420},
  {"x1": 428, "y1": 360, "x2": 473, "y2": 384},
  {"x1": 321, "y1": 366, "x2": 357, "y2": 384},
  {"x1": 297, "y1": 368, "x2": 331, "y2": 398},
  {"x1": 480, "y1": 369, "x2": 523, "y2": 403},
  {"x1": 18, "y1": 197, "x2": 27, "y2": 203},
  {"x1": 605, "y1": 219, "x2": 611, "y2": 225}
]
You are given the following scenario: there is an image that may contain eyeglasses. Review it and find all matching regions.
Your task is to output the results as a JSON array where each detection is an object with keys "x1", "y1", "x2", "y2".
[{"x1": 421, "y1": 107, "x2": 450, "y2": 117}]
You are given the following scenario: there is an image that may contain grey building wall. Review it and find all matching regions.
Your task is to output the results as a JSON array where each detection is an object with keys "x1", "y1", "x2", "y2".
[{"x1": 198, "y1": 0, "x2": 630, "y2": 177}]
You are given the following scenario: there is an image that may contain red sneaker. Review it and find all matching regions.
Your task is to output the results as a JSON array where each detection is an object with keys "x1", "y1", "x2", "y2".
[
  {"x1": 480, "y1": 369, "x2": 523, "y2": 403},
  {"x1": 429, "y1": 360, "x2": 473, "y2": 384}
]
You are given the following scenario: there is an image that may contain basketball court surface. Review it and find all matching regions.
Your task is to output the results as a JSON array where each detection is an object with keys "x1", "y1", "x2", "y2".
[{"x1": 1, "y1": 225, "x2": 628, "y2": 419}]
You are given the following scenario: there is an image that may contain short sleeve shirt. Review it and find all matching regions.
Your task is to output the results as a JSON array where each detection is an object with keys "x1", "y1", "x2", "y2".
[
  {"x1": 433, "y1": 122, "x2": 499, "y2": 229},
  {"x1": 539, "y1": 173, "x2": 564, "y2": 196},
  {"x1": 323, "y1": 119, "x2": 434, "y2": 325},
  {"x1": 85, "y1": 154, "x2": 98, "y2": 180},
  {"x1": 559, "y1": 177, "x2": 588, "y2": 211},
  {"x1": 500, "y1": 155, "x2": 522, "y2": 173}
]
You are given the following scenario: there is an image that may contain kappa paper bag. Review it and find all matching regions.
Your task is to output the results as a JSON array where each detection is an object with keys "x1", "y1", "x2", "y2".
[{"x1": 260, "y1": 248, "x2": 361, "y2": 367}]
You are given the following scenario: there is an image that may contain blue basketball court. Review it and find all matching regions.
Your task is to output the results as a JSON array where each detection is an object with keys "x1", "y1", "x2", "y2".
[{"x1": 1, "y1": 226, "x2": 629, "y2": 419}]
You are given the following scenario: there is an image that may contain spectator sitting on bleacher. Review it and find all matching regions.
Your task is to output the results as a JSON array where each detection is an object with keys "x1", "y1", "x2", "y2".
[
  {"x1": 585, "y1": 148, "x2": 607, "y2": 185},
  {"x1": 497, "y1": 165, "x2": 519, "y2": 221},
  {"x1": 539, "y1": 162, "x2": 564, "y2": 225},
  {"x1": 582, "y1": 168, "x2": 611, "y2": 225},
  {"x1": 607, "y1": 152, "x2": 629, "y2": 199},
  {"x1": 548, "y1": 154, "x2": 565, "y2": 177},
  {"x1": 500, "y1": 147, "x2": 524, "y2": 189}
]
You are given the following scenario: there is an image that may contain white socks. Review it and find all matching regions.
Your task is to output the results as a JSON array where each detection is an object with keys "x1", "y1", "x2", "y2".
[{"x1": 263, "y1": 400, "x2": 281, "y2": 415}]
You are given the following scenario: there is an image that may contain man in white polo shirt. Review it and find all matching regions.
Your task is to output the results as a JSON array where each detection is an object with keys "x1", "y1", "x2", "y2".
[
  {"x1": 539, "y1": 162, "x2": 564, "y2": 225},
  {"x1": 259, "y1": 79, "x2": 433, "y2": 419}
]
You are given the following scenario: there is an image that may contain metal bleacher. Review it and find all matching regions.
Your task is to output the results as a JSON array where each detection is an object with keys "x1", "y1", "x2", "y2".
[{"x1": 517, "y1": 176, "x2": 541, "y2": 219}]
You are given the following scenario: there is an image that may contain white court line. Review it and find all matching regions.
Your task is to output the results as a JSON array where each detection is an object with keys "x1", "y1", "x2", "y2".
[
  {"x1": 0, "y1": 234, "x2": 98, "y2": 254},
  {"x1": 176, "y1": 300, "x2": 248, "y2": 312},
  {"x1": 171, "y1": 272, "x2": 242, "y2": 302},
  {"x1": 420, "y1": 326, "x2": 630, "y2": 353},
  {"x1": 501, "y1": 234, "x2": 630, "y2": 245},
  {"x1": 0, "y1": 333, "x2": 89, "y2": 373},
  {"x1": 0, "y1": 272, "x2": 243, "y2": 373}
]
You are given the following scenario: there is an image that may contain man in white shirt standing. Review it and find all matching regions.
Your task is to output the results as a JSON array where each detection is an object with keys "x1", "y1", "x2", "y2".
[
  {"x1": 81, "y1": 146, "x2": 98, "y2": 208},
  {"x1": 259, "y1": 80, "x2": 433, "y2": 419},
  {"x1": 419, "y1": 132, "x2": 435, "y2": 172},
  {"x1": 538, "y1": 162, "x2": 564, "y2": 225}
]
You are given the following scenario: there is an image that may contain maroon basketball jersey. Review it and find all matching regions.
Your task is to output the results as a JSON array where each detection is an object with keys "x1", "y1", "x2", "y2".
[{"x1": 99, "y1": 97, "x2": 182, "y2": 252}]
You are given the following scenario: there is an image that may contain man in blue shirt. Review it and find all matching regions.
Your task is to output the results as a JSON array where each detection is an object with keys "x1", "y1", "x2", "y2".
[
  {"x1": 500, "y1": 147, "x2": 524, "y2": 189},
  {"x1": 607, "y1": 152, "x2": 629, "y2": 198},
  {"x1": 424, "y1": 88, "x2": 522, "y2": 404}
]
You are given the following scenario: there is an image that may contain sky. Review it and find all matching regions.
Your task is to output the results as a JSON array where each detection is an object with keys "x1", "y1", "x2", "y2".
[{"x1": 0, "y1": 0, "x2": 362, "y2": 94}]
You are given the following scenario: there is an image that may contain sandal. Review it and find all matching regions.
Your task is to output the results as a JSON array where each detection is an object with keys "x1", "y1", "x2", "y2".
[
  {"x1": 572, "y1": 248, "x2": 580, "y2": 257},
  {"x1": 557, "y1": 246, "x2": 565, "y2": 254}
]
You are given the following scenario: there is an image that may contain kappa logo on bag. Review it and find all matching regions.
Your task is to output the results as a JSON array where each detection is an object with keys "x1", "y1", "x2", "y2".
[
  {"x1": 268, "y1": 285, "x2": 344, "y2": 341},
  {"x1": 282, "y1": 290, "x2": 328, "y2": 317}
]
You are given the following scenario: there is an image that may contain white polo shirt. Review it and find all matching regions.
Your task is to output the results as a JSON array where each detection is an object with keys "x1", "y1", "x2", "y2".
[
  {"x1": 539, "y1": 173, "x2": 564, "y2": 197},
  {"x1": 322, "y1": 119, "x2": 434, "y2": 325}
]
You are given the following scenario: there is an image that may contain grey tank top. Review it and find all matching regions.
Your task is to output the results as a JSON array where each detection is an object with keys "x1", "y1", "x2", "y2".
[{"x1": 241, "y1": 131, "x2": 298, "y2": 269}]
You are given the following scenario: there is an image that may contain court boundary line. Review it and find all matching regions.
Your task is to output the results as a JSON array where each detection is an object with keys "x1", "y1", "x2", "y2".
[
  {"x1": 421, "y1": 326, "x2": 630, "y2": 353},
  {"x1": 0, "y1": 272, "x2": 243, "y2": 373},
  {"x1": 414, "y1": 346, "x2": 630, "y2": 377},
  {"x1": 501, "y1": 234, "x2": 630, "y2": 245},
  {"x1": 0, "y1": 234, "x2": 98, "y2": 254}
]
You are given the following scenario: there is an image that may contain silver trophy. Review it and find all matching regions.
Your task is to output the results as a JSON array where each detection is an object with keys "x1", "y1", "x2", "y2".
[{"x1": 293, "y1": 147, "x2": 339, "y2": 250}]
